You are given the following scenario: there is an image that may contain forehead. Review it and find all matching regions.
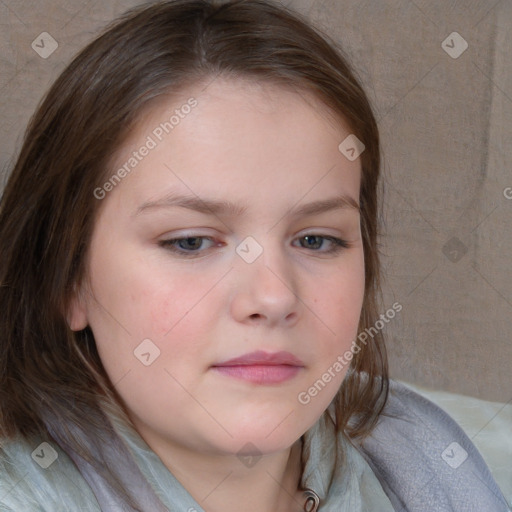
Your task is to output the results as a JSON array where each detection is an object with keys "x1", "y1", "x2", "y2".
[{"x1": 103, "y1": 77, "x2": 361, "y2": 215}]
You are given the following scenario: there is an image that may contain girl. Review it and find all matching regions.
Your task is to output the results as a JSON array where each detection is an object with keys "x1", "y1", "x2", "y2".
[{"x1": 0, "y1": 1, "x2": 508, "y2": 511}]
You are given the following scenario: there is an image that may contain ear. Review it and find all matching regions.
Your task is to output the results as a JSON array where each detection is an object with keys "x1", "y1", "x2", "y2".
[{"x1": 66, "y1": 285, "x2": 88, "y2": 331}]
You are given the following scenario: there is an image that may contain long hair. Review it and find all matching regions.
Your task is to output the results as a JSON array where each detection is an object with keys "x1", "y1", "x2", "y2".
[{"x1": 0, "y1": 0, "x2": 387, "y2": 505}]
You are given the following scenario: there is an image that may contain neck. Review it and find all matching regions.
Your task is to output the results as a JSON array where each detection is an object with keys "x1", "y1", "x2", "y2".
[{"x1": 157, "y1": 438, "x2": 305, "y2": 512}]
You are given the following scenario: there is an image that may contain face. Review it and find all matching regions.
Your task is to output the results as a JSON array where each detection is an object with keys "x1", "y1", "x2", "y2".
[{"x1": 69, "y1": 77, "x2": 364, "y2": 460}]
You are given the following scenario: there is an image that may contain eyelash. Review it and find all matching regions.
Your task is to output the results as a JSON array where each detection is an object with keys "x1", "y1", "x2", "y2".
[{"x1": 158, "y1": 234, "x2": 350, "y2": 258}]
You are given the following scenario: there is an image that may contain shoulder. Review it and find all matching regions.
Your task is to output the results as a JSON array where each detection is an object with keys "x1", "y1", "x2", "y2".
[
  {"x1": 0, "y1": 433, "x2": 100, "y2": 511},
  {"x1": 404, "y1": 379, "x2": 512, "y2": 506},
  {"x1": 356, "y1": 379, "x2": 510, "y2": 512}
]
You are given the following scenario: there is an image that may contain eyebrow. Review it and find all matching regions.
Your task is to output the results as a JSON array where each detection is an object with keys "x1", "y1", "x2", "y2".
[{"x1": 133, "y1": 192, "x2": 360, "y2": 218}]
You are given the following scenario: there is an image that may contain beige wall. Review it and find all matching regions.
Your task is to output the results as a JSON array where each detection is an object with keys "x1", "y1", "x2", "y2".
[{"x1": 0, "y1": 0, "x2": 510, "y2": 402}]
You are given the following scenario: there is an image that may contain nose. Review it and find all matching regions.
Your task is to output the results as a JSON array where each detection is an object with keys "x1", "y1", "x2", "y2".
[{"x1": 229, "y1": 237, "x2": 300, "y2": 328}]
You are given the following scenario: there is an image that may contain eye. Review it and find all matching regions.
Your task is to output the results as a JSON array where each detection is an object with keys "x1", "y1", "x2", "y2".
[
  {"x1": 294, "y1": 234, "x2": 349, "y2": 254},
  {"x1": 159, "y1": 234, "x2": 350, "y2": 258},
  {"x1": 159, "y1": 236, "x2": 217, "y2": 257}
]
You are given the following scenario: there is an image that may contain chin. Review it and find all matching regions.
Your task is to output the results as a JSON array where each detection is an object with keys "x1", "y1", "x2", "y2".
[{"x1": 216, "y1": 414, "x2": 309, "y2": 454}]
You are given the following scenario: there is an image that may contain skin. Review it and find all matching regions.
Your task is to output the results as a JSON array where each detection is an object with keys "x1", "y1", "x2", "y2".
[{"x1": 68, "y1": 77, "x2": 365, "y2": 512}]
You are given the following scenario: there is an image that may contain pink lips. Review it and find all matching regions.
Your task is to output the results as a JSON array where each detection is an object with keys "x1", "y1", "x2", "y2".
[{"x1": 211, "y1": 350, "x2": 304, "y2": 384}]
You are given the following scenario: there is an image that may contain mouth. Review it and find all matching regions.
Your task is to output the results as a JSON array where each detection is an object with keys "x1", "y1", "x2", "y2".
[{"x1": 211, "y1": 350, "x2": 304, "y2": 385}]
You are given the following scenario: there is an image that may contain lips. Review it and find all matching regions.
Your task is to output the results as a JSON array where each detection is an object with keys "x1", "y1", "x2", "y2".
[
  {"x1": 214, "y1": 350, "x2": 304, "y2": 367},
  {"x1": 211, "y1": 350, "x2": 304, "y2": 384}
]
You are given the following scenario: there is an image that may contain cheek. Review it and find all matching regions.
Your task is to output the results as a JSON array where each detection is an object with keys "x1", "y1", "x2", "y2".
[
  {"x1": 310, "y1": 255, "x2": 365, "y2": 367},
  {"x1": 321, "y1": 254, "x2": 365, "y2": 329},
  {"x1": 85, "y1": 247, "x2": 219, "y2": 376},
  {"x1": 89, "y1": 244, "x2": 207, "y2": 334},
  {"x1": 86, "y1": 258, "x2": 218, "y2": 409},
  {"x1": 141, "y1": 269, "x2": 225, "y2": 346}
]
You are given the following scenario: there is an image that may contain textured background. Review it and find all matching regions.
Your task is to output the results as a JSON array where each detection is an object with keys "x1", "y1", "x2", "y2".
[{"x1": 0, "y1": 0, "x2": 511, "y2": 403}]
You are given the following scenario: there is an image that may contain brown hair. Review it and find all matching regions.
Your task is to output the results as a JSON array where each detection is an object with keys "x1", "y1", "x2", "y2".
[{"x1": 0, "y1": 0, "x2": 387, "y2": 501}]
